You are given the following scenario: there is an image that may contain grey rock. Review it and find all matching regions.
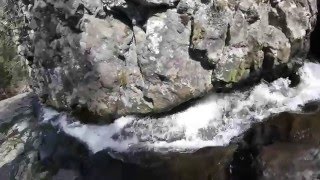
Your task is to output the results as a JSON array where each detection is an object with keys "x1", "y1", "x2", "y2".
[
  {"x1": 0, "y1": 93, "x2": 50, "y2": 179},
  {"x1": 0, "y1": 93, "x2": 87, "y2": 179},
  {"x1": 137, "y1": 9, "x2": 212, "y2": 112},
  {"x1": 259, "y1": 143, "x2": 320, "y2": 180},
  {"x1": 6, "y1": 0, "x2": 318, "y2": 121},
  {"x1": 131, "y1": 0, "x2": 179, "y2": 6},
  {"x1": 52, "y1": 169, "x2": 79, "y2": 180},
  {"x1": 190, "y1": 1, "x2": 231, "y2": 64}
]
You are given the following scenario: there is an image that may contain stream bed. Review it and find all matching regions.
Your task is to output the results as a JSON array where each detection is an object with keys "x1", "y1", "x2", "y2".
[{"x1": 1, "y1": 62, "x2": 320, "y2": 179}]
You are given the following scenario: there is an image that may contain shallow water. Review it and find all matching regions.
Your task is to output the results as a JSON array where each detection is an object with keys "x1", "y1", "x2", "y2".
[{"x1": 44, "y1": 62, "x2": 320, "y2": 153}]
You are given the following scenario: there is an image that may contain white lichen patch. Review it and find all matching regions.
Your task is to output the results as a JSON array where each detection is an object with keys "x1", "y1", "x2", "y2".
[
  {"x1": 13, "y1": 121, "x2": 30, "y2": 133},
  {"x1": 146, "y1": 17, "x2": 166, "y2": 55},
  {"x1": 0, "y1": 129, "x2": 30, "y2": 168},
  {"x1": 150, "y1": 56, "x2": 157, "y2": 61},
  {"x1": 0, "y1": 139, "x2": 25, "y2": 168}
]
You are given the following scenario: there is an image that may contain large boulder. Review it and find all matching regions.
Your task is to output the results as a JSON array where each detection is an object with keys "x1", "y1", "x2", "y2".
[{"x1": 11, "y1": 0, "x2": 317, "y2": 120}]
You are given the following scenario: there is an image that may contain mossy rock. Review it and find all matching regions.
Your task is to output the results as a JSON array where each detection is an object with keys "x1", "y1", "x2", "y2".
[{"x1": 192, "y1": 23, "x2": 206, "y2": 46}]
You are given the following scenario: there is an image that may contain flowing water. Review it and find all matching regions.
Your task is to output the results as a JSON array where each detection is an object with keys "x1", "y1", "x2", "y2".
[{"x1": 43, "y1": 62, "x2": 320, "y2": 153}]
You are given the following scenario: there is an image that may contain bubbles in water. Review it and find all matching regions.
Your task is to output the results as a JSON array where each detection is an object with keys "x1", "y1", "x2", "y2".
[{"x1": 45, "y1": 62, "x2": 320, "y2": 153}]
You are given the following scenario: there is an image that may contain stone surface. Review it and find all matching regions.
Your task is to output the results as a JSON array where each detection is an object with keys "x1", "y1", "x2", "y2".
[
  {"x1": 230, "y1": 105, "x2": 320, "y2": 180},
  {"x1": 0, "y1": 5, "x2": 29, "y2": 100},
  {"x1": 0, "y1": 93, "x2": 49, "y2": 179},
  {"x1": 256, "y1": 111, "x2": 320, "y2": 179},
  {"x1": 259, "y1": 143, "x2": 320, "y2": 180},
  {"x1": 7, "y1": 0, "x2": 318, "y2": 120}
]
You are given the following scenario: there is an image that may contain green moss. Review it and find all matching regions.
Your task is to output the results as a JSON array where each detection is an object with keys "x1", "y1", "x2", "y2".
[
  {"x1": 213, "y1": 0, "x2": 228, "y2": 11},
  {"x1": 118, "y1": 70, "x2": 128, "y2": 87},
  {"x1": 192, "y1": 23, "x2": 206, "y2": 45},
  {"x1": 227, "y1": 69, "x2": 238, "y2": 83},
  {"x1": 225, "y1": 62, "x2": 251, "y2": 83}
]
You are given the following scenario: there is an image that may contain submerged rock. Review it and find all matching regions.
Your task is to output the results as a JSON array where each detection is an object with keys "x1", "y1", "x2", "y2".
[
  {"x1": 4, "y1": 0, "x2": 317, "y2": 121},
  {"x1": 259, "y1": 143, "x2": 320, "y2": 180},
  {"x1": 231, "y1": 105, "x2": 320, "y2": 180}
]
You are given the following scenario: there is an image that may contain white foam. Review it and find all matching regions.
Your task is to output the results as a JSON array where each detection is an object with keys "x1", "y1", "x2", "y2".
[
  {"x1": 42, "y1": 107, "x2": 60, "y2": 122},
  {"x1": 44, "y1": 62, "x2": 320, "y2": 153}
]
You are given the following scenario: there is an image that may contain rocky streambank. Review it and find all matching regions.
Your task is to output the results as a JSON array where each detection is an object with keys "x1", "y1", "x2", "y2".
[
  {"x1": 2, "y1": 91, "x2": 320, "y2": 179},
  {"x1": 4, "y1": 0, "x2": 318, "y2": 122},
  {"x1": 1, "y1": 0, "x2": 320, "y2": 179}
]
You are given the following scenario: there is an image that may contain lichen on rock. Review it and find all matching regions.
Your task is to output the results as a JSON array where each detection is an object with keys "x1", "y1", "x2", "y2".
[{"x1": 8, "y1": 0, "x2": 318, "y2": 121}]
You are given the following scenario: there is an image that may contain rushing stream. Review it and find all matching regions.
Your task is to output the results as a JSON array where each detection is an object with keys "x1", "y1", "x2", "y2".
[{"x1": 43, "y1": 62, "x2": 320, "y2": 153}]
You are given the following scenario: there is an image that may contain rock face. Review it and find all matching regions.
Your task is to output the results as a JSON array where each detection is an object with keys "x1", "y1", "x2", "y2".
[
  {"x1": 0, "y1": 5, "x2": 29, "y2": 100},
  {"x1": 230, "y1": 107, "x2": 320, "y2": 180},
  {"x1": 11, "y1": 0, "x2": 318, "y2": 120},
  {"x1": 0, "y1": 93, "x2": 47, "y2": 179}
]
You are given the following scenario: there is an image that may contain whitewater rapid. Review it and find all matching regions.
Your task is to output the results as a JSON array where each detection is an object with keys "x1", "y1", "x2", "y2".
[{"x1": 43, "y1": 62, "x2": 320, "y2": 153}]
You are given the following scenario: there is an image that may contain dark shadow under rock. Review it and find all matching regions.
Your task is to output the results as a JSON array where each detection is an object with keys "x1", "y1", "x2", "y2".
[
  {"x1": 0, "y1": 164, "x2": 10, "y2": 180},
  {"x1": 309, "y1": 1, "x2": 320, "y2": 59},
  {"x1": 46, "y1": 145, "x2": 237, "y2": 180}
]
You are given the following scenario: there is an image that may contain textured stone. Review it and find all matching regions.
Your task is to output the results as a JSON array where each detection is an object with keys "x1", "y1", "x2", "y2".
[
  {"x1": 132, "y1": 0, "x2": 179, "y2": 6},
  {"x1": 259, "y1": 143, "x2": 320, "y2": 180},
  {"x1": 0, "y1": 93, "x2": 51, "y2": 180},
  {"x1": 0, "y1": 5, "x2": 29, "y2": 100},
  {"x1": 7, "y1": 0, "x2": 318, "y2": 121},
  {"x1": 137, "y1": 9, "x2": 212, "y2": 112},
  {"x1": 230, "y1": 107, "x2": 320, "y2": 180}
]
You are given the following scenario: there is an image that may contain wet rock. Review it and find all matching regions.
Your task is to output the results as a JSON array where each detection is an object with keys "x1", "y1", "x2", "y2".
[
  {"x1": 2, "y1": 93, "x2": 242, "y2": 180},
  {"x1": 0, "y1": 93, "x2": 90, "y2": 179},
  {"x1": 52, "y1": 169, "x2": 79, "y2": 180},
  {"x1": 38, "y1": 125, "x2": 89, "y2": 174},
  {"x1": 4, "y1": 93, "x2": 320, "y2": 180},
  {"x1": 230, "y1": 108, "x2": 320, "y2": 180},
  {"x1": 35, "y1": 130, "x2": 237, "y2": 180},
  {"x1": 4, "y1": 0, "x2": 317, "y2": 122},
  {"x1": 259, "y1": 143, "x2": 320, "y2": 180},
  {"x1": 70, "y1": 146, "x2": 237, "y2": 180},
  {"x1": 124, "y1": 146, "x2": 236, "y2": 180},
  {"x1": 0, "y1": 164, "x2": 10, "y2": 180},
  {"x1": 0, "y1": 93, "x2": 50, "y2": 179}
]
